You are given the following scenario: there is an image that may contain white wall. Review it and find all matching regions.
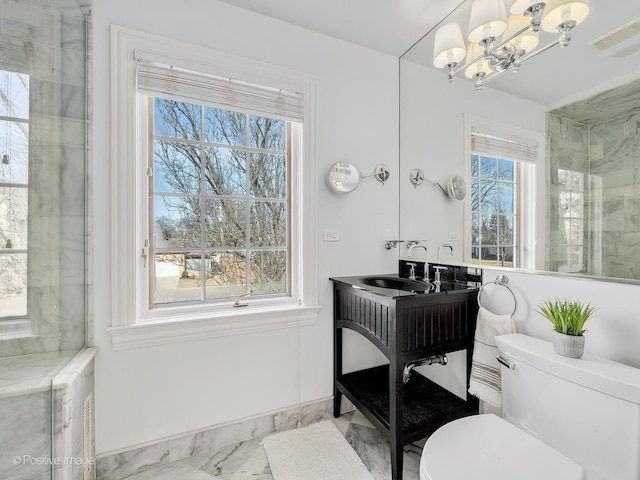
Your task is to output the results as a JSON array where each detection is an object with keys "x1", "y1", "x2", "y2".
[
  {"x1": 93, "y1": 0, "x2": 398, "y2": 454},
  {"x1": 399, "y1": 59, "x2": 546, "y2": 257},
  {"x1": 420, "y1": 264, "x2": 640, "y2": 402},
  {"x1": 483, "y1": 267, "x2": 640, "y2": 369}
]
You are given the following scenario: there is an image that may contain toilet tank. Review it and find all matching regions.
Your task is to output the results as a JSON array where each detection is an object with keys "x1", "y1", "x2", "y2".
[{"x1": 496, "y1": 333, "x2": 640, "y2": 480}]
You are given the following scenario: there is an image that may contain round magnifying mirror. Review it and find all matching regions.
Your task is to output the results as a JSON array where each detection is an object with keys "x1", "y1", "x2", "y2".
[
  {"x1": 326, "y1": 162, "x2": 361, "y2": 193},
  {"x1": 446, "y1": 175, "x2": 467, "y2": 201}
]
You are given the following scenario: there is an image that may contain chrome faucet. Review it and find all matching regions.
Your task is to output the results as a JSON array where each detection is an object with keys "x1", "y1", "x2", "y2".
[
  {"x1": 433, "y1": 266, "x2": 448, "y2": 285},
  {"x1": 407, "y1": 242, "x2": 429, "y2": 281},
  {"x1": 437, "y1": 243, "x2": 454, "y2": 260},
  {"x1": 406, "y1": 262, "x2": 417, "y2": 280}
]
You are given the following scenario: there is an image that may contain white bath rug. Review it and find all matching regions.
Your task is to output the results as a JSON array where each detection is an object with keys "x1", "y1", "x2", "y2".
[{"x1": 261, "y1": 420, "x2": 374, "y2": 480}]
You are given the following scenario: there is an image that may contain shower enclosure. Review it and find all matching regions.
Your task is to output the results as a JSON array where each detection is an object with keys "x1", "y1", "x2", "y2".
[
  {"x1": 0, "y1": 1, "x2": 92, "y2": 479},
  {"x1": 547, "y1": 79, "x2": 640, "y2": 279}
]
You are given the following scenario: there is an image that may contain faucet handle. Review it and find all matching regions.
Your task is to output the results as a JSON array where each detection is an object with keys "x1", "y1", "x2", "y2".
[
  {"x1": 406, "y1": 262, "x2": 417, "y2": 280},
  {"x1": 433, "y1": 266, "x2": 448, "y2": 283}
]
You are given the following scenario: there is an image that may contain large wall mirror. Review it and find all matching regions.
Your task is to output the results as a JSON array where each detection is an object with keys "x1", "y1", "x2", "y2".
[{"x1": 400, "y1": 0, "x2": 640, "y2": 282}]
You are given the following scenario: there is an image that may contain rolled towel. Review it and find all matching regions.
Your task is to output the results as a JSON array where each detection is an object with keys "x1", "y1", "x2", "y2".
[{"x1": 468, "y1": 306, "x2": 516, "y2": 408}]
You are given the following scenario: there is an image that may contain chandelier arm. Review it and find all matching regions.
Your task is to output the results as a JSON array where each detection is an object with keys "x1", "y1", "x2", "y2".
[
  {"x1": 489, "y1": 24, "x2": 531, "y2": 54},
  {"x1": 452, "y1": 24, "x2": 531, "y2": 78},
  {"x1": 516, "y1": 37, "x2": 560, "y2": 65},
  {"x1": 452, "y1": 54, "x2": 483, "y2": 77},
  {"x1": 480, "y1": 37, "x2": 560, "y2": 88}
]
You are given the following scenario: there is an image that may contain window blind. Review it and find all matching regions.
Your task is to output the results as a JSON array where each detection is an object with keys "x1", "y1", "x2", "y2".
[
  {"x1": 471, "y1": 130, "x2": 538, "y2": 163},
  {"x1": 135, "y1": 51, "x2": 304, "y2": 121}
]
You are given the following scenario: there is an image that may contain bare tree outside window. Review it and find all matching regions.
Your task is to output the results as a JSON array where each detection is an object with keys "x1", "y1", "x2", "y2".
[
  {"x1": 470, "y1": 154, "x2": 516, "y2": 267},
  {"x1": 150, "y1": 98, "x2": 289, "y2": 306}
]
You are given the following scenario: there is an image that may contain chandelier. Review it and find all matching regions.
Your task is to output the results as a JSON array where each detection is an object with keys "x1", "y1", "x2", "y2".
[{"x1": 432, "y1": 0, "x2": 590, "y2": 90}]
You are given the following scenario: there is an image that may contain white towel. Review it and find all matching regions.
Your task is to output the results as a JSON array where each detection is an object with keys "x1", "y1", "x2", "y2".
[{"x1": 468, "y1": 306, "x2": 516, "y2": 408}]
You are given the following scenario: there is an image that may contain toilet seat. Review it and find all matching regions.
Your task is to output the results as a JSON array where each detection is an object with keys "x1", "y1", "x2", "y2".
[{"x1": 420, "y1": 414, "x2": 584, "y2": 480}]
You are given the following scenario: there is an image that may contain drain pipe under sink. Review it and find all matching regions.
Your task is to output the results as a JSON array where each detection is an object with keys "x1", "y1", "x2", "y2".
[{"x1": 403, "y1": 354, "x2": 448, "y2": 384}]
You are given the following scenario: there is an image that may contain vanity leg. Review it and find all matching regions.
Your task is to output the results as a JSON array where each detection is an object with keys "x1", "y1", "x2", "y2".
[
  {"x1": 333, "y1": 389, "x2": 342, "y2": 417},
  {"x1": 389, "y1": 359, "x2": 404, "y2": 479},
  {"x1": 390, "y1": 440, "x2": 404, "y2": 480},
  {"x1": 334, "y1": 327, "x2": 343, "y2": 417}
]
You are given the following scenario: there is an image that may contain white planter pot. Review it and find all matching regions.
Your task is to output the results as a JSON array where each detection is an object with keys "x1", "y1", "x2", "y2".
[{"x1": 552, "y1": 330, "x2": 585, "y2": 358}]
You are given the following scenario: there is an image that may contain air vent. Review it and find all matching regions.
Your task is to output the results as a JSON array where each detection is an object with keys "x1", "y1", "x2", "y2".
[
  {"x1": 590, "y1": 18, "x2": 640, "y2": 58},
  {"x1": 83, "y1": 393, "x2": 94, "y2": 480}
]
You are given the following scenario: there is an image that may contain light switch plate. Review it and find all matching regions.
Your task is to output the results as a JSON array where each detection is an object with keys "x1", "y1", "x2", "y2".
[{"x1": 323, "y1": 229, "x2": 340, "y2": 241}]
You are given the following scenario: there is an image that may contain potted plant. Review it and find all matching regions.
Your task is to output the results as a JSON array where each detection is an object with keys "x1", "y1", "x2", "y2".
[{"x1": 536, "y1": 299, "x2": 597, "y2": 358}]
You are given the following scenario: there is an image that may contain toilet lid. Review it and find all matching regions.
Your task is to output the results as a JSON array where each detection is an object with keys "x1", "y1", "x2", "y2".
[{"x1": 420, "y1": 414, "x2": 584, "y2": 480}]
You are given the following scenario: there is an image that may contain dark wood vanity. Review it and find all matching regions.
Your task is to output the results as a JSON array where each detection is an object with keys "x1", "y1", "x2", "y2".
[{"x1": 331, "y1": 275, "x2": 479, "y2": 480}]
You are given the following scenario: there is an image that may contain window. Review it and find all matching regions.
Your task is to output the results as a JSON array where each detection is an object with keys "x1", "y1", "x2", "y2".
[
  {"x1": 555, "y1": 169, "x2": 586, "y2": 273},
  {"x1": 464, "y1": 117, "x2": 540, "y2": 270},
  {"x1": 0, "y1": 70, "x2": 29, "y2": 338},
  {"x1": 110, "y1": 27, "x2": 319, "y2": 349},
  {"x1": 470, "y1": 154, "x2": 519, "y2": 267},
  {"x1": 148, "y1": 99, "x2": 290, "y2": 306}
]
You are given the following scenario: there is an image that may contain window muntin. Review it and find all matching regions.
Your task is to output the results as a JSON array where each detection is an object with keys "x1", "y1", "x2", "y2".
[
  {"x1": 0, "y1": 70, "x2": 29, "y2": 324},
  {"x1": 149, "y1": 97, "x2": 290, "y2": 307}
]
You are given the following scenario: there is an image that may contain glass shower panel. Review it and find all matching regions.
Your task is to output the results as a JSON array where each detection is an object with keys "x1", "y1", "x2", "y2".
[
  {"x1": 0, "y1": 1, "x2": 88, "y2": 480},
  {"x1": 547, "y1": 114, "x2": 591, "y2": 275},
  {"x1": 0, "y1": 0, "x2": 87, "y2": 353},
  {"x1": 547, "y1": 102, "x2": 640, "y2": 279}
]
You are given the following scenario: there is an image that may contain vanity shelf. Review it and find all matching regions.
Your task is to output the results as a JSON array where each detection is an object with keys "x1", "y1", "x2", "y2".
[
  {"x1": 338, "y1": 364, "x2": 473, "y2": 443},
  {"x1": 331, "y1": 275, "x2": 479, "y2": 480}
]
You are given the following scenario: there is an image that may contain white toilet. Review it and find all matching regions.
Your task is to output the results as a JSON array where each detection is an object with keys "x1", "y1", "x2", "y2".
[{"x1": 420, "y1": 333, "x2": 640, "y2": 480}]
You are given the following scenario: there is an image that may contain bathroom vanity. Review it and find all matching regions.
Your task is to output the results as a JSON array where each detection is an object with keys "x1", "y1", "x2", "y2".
[{"x1": 330, "y1": 274, "x2": 479, "y2": 480}]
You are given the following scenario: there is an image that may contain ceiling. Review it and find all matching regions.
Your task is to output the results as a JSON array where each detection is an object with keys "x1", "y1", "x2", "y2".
[
  {"x1": 403, "y1": 0, "x2": 640, "y2": 107},
  {"x1": 216, "y1": 0, "x2": 464, "y2": 56},
  {"x1": 219, "y1": 0, "x2": 640, "y2": 107}
]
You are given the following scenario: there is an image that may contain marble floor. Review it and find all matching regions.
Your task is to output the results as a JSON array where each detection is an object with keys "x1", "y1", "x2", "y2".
[{"x1": 120, "y1": 410, "x2": 424, "y2": 480}]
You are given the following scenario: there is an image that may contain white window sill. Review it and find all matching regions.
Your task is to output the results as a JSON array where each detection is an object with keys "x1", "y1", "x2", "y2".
[{"x1": 107, "y1": 304, "x2": 321, "y2": 350}]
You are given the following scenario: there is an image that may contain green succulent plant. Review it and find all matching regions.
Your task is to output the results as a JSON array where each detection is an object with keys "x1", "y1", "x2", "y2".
[{"x1": 536, "y1": 299, "x2": 597, "y2": 336}]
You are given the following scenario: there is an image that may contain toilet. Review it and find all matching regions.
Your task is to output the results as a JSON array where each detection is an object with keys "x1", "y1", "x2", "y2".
[{"x1": 420, "y1": 333, "x2": 640, "y2": 480}]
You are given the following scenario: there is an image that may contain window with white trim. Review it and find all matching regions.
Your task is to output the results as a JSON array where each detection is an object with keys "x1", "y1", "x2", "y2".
[
  {"x1": 110, "y1": 27, "x2": 319, "y2": 349},
  {"x1": 466, "y1": 124, "x2": 539, "y2": 270},
  {"x1": 138, "y1": 62, "x2": 298, "y2": 306}
]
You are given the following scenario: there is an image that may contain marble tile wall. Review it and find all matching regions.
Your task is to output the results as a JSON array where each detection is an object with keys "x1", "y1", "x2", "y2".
[
  {"x1": 0, "y1": 0, "x2": 89, "y2": 357},
  {"x1": 547, "y1": 108, "x2": 640, "y2": 279},
  {"x1": 591, "y1": 111, "x2": 640, "y2": 279},
  {"x1": 0, "y1": 390, "x2": 53, "y2": 480},
  {"x1": 96, "y1": 397, "x2": 355, "y2": 480},
  {"x1": 52, "y1": 349, "x2": 96, "y2": 480},
  {"x1": 0, "y1": 348, "x2": 95, "y2": 480}
]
